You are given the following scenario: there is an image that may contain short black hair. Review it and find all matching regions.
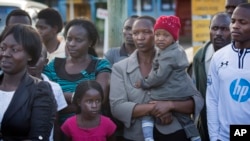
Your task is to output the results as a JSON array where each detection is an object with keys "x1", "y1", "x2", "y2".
[
  {"x1": 0, "y1": 24, "x2": 42, "y2": 66},
  {"x1": 5, "y1": 9, "x2": 32, "y2": 25},
  {"x1": 123, "y1": 15, "x2": 139, "y2": 25},
  {"x1": 72, "y1": 80, "x2": 104, "y2": 114},
  {"x1": 210, "y1": 12, "x2": 231, "y2": 27},
  {"x1": 37, "y1": 8, "x2": 63, "y2": 33},
  {"x1": 136, "y1": 15, "x2": 156, "y2": 26}
]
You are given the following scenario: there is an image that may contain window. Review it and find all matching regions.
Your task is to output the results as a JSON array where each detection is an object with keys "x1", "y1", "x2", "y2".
[
  {"x1": 161, "y1": 0, "x2": 175, "y2": 11},
  {"x1": 133, "y1": 0, "x2": 153, "y2": 11}
]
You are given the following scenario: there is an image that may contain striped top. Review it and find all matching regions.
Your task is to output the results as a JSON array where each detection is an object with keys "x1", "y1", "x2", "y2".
[{"x1": 43, "y1": 56, "x2": 111, "y2": 93}]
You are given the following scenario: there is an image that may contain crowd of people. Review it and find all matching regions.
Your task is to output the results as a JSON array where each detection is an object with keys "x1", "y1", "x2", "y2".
[{"x1": 0, "y1": 0, "x2": 249, "y2": 141}]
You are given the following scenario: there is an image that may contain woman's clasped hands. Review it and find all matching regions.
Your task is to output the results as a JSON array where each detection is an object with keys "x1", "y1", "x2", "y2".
[{"x1": 149, "y1": 100, "x2": 175, "y2": 125}]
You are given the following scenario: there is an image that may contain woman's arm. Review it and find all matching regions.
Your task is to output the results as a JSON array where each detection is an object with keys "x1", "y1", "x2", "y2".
[
  {"x1": 172, "y1": 99, "x2": 194, "y2": 114},
  {"x1": 150, "y1": 89, "x2": 204, "y2": 125},
  {"x1": 150, "y1": 98, "x2": 194, "y2": 118},
  {"x1": 148, "y1": 98, "x2": 195, "y2": 125},
  {"x1": 30, "y1": 81, "x2": 57, "y2": 140},
  {"x1": 132, "y1": 103, "x2": 155, "y2": 118}
]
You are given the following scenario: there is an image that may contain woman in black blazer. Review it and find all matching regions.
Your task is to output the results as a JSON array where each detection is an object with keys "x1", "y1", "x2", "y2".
[{"x1": 0, "y1": 24, "x2": 57, "y2": 141}]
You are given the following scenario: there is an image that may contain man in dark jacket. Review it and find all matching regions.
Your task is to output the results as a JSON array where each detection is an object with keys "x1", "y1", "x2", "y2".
[{"x1": 193, "y1": 12, "x2": 231, "y2": 141}]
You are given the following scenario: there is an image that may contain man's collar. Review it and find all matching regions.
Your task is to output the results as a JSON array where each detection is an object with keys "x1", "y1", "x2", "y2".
[{"x1": 119, "y1": 43, "x2": 128, "y2": 56}]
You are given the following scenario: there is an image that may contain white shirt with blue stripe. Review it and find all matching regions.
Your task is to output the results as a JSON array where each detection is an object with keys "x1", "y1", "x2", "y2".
[{"x1": 206, "y1": 43, "x2": 250, "y2": 141}]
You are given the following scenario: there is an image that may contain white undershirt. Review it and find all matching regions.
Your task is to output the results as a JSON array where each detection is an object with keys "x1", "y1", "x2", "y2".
[
  {"x1": 0, "y1": 90, "x2": 15, "y2": 128},
  {"x1": 204, "y1": 43, "x2": 215, "y2": 74}
]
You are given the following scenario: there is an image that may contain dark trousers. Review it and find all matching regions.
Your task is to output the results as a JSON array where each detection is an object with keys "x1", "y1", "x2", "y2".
[
  {"x1": 124, "y1": 128, "x2": 190, "y2": 141},
  {"x1": 197, "y1": 108, "x2": 210, "y2": 141}
]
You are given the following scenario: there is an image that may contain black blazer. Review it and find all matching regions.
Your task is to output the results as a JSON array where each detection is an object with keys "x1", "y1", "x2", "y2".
[{"x1": 0, "y1": 73, "x2": 57, "y2": 141}]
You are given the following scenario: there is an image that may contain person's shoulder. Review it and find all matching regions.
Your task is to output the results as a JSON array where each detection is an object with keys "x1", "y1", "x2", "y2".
[
  {"x1": 218, "y1": 43, "x2": 231, "y2": 52},
  {"x1": 112, "y1": 56, "x2": 129, "y2": 68},
  {"x1": 46, "y1": 57, "x2": 63, "y2": 67},
  {"x1": 100, "y1": 115, "x2": 115, "y2": 125},
  {"x1": 96, "y1": 57, "x2": 110, "y2": 62},
  {"x1": 62, "y1": 115, "x2": 76, "y2": 128},
  {"x1": 41, "y1": 74, "x2": 64, "y2": 97},
  {"x1": 94, "y1": 57, "x2": 111, "y2": 67},
  {"x1": 25, "y1": 75, "x2": 46, "y2": 90},
  {"x1": 46, "y1": 80, "x2": 60, "y2": 89},
  {"x1": 162, "y1": 42, "x2": 181, "y2": 53},
  {"x1": 89, "y1": 56, "x2": 111, "y2": 72},
  {"x1": 106, "y1": 47, "x2": 121, "y2": 54},
  {"x1": 104, "y1": 47, "x2": 122, "y2": 60},
  {"x1": 113, "y1": 49, "x2": 137, "y2": 67},
  {"x1": 30, "y1": 75, "x2": 50, "y2": 88},
  {"x1": 100, "y1": 115, "x2": 110, "y2": 120},
  {"x1": 42, "y1": 74, "x2": 58, "y2": 85},
  {"x1": 193, "y1": 41, "x2": 212, "y2": 57},
  {"x1": 29, "y1": 76, "x2": 57, "y2": 107},
  {"x1": 213, "y1": 43, "x2": 231, "y2": 57},
  {"x1": 193, "y1": 46, "x2": 205, "y2": 59},
  {"x1": 65, "y1": 115, "x2": 77, "y2": 123}
]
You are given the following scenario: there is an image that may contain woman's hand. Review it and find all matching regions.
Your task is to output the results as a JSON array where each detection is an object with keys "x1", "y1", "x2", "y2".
[
  {"x1": 149, "y1": 100, "x2": 174, "y2": 117},
  {"x1": 157, "y1": 112, "x2": 173, "y2": 125}
]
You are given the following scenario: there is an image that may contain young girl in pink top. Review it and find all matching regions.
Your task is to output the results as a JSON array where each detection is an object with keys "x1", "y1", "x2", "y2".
[{"x1": 61, "y1": 80, "x2": 116, "y2": 141}]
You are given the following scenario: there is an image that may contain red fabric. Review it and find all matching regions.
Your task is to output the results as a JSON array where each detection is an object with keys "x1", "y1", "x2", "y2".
[{"x1": 154, "y1": 15, "x2": 181, "y2": 41}]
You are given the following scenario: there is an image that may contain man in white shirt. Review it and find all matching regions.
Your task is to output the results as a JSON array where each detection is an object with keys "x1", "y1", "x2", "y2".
[{"x1": 206, "y1": 3, "x2": 250, "y2": 141}]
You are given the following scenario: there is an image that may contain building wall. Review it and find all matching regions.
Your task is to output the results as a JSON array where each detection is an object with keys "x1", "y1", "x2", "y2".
[{"x1": 176, "y1": 0, "x2": 191, "y2": 37}]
